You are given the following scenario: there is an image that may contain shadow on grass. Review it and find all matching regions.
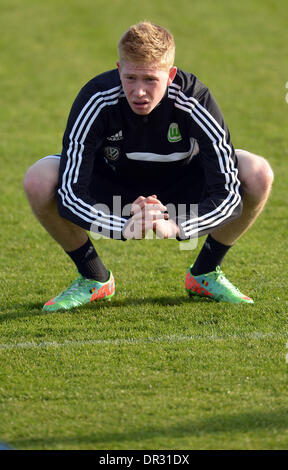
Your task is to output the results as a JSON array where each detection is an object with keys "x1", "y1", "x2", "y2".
[
  {"x1": 108, "y1": 294, "x2": 212, "y2": 308},
  {"x1": 0, "y1": 302, "x2": 45, "y2": 322},
  {"x1": 0, "y1": 295, "x2": 213, "y2": 322},
  {"x1": 10, "y1": 408, "x2": 288, "y2": 450}
]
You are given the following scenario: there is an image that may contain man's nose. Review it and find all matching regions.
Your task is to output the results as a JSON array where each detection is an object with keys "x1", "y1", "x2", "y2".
[{"x1": 134, "y1": 83, "x2": 146, "y2": 97}]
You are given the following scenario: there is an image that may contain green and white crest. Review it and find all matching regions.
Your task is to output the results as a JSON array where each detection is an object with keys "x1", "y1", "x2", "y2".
[{"x1": 167, "y1": 122, "x2": 182, "y2": 142}]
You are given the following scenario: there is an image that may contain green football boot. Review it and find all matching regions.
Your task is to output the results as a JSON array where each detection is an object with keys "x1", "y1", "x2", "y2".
[
  {"x1": 185, "y1": 265, "x2": 254, "y2": 304},
  {"x1": 43, "y1": 270, "x2": 115, "y2": 312}
]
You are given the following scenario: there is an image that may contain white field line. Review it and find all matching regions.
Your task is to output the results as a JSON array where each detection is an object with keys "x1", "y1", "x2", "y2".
[{"x1": 0, "y1": 332, "x2": 285, "y2": 351}]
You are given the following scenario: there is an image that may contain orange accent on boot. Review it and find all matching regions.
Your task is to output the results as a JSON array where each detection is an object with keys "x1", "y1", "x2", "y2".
[
  {"x1": 45, "y1": 298, "x2": 56, "y2": 306},
  {"x1": 185, "y1": 272, "x2": 213, "y2": 298},
  {"x1": 241, "y1": 295, "x2": 252, "y2": 300},
  {"x1": 90, "y1": 277, "x2": 115, "y2": 301}
]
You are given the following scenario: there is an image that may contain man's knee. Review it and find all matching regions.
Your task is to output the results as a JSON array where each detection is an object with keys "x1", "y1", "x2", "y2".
[
  {"x1": 23, "y1": 158, "x2": 60, "y2": 203},
  {"x1": 257, "y1": 157, "x2": 274, "y2": 191},
  {"x1": 236, "y1": 150, "x2": 274, "y2": 196}
]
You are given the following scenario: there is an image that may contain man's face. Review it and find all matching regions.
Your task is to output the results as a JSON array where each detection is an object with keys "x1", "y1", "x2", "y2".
[{"x1": 117, "y1": 61, "x2": 177, "y2": 115}]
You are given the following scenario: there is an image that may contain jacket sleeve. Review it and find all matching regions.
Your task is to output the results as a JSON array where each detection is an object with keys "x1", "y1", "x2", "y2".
[
  {"x1": 56, "y1": 83, "x2": 129, "y2": 240},
  {"x1": 175, "y1": 88, "x2": 242, "y2": 240}
]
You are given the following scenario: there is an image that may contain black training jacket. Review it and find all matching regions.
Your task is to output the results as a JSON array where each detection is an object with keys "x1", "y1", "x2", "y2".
[{"x1": 57, "y1": 68, "x2": 242, "y2": 240}]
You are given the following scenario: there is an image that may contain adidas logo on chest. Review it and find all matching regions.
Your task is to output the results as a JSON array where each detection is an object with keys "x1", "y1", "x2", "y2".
[{"x1": 107, "y1": 130, "x2": 123, "y2": 141}]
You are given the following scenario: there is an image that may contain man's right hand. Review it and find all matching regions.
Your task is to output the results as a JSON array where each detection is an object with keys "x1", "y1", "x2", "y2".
[{"x1": 122, "y1": 195, "x2": 168, "y2": 240}]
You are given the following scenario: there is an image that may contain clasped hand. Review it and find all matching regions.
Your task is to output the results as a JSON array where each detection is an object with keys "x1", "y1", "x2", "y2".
[{"x1": 122, "y1": 195, "x2": 179, "y2": 240}]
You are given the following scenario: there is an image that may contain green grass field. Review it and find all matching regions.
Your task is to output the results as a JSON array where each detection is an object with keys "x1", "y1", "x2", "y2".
[{"x1": 1, "y1": 0, "x2": 288, "y2": 451}]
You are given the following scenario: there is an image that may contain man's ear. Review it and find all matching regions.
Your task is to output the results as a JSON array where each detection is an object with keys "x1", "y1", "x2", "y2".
[
  {"x1": 116, "y1": 61, "x2": 121, "y2": 73},
  {"x1": 167, "y1": 66, "x2": 177, "y2": 86}
]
